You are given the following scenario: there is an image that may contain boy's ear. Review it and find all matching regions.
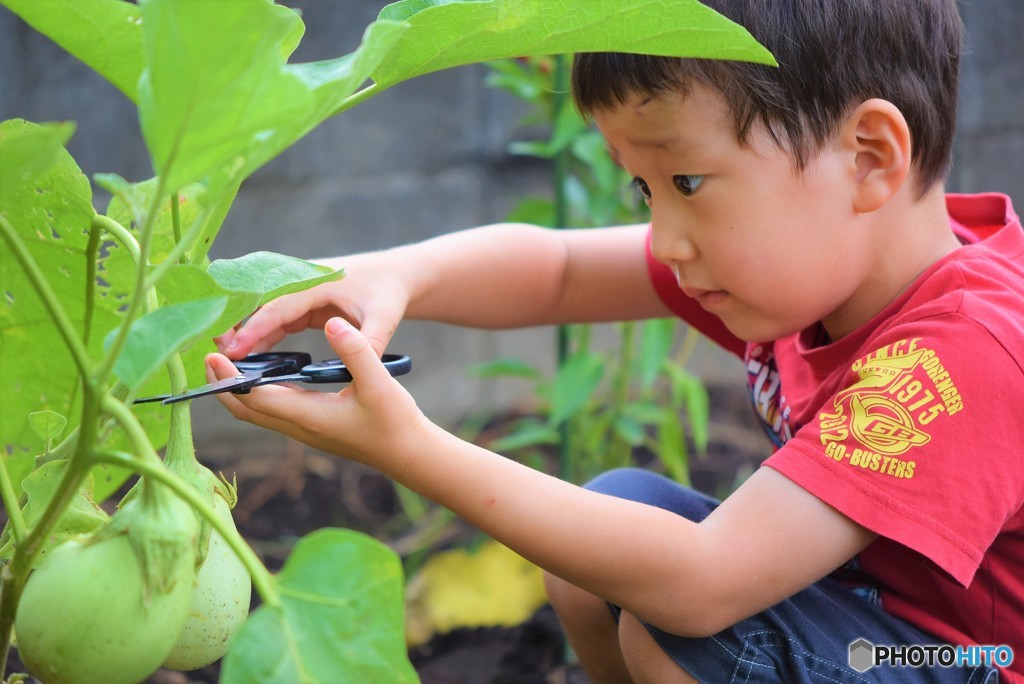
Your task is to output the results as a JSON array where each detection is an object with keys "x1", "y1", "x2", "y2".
[{"x1": 840, "y1": 99, "x2": 912, "y2": 213}]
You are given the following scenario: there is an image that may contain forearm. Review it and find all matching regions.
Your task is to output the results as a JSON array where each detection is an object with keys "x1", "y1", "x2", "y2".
[
  {"x1": 326, "y1": 222, "x2": 670, "y2": 329},
  {"x1": 384, "y1": 418, "x2": 712, "y2": 634}
]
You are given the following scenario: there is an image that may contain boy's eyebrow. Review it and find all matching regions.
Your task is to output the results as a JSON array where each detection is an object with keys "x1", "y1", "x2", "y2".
[{"x1": 606, "y1": 133, "x2": 704, "y2": 163}]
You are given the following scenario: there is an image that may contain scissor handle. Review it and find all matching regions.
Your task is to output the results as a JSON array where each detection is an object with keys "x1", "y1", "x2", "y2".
[
  {"x1": 234, "y1": 351, "x2": 312, "y2": 377},
  {"x1": 300, "y1": 354, "x2": 412, "y2": 383}
]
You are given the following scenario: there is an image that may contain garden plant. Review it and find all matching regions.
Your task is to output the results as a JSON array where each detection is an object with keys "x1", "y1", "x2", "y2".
[{"x1": 0, "y1": 0, "x2": 772, "y2": 681}]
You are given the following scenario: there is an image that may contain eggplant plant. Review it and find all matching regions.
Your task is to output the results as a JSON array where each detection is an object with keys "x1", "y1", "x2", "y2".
[{"x1": 0, "y1": 0, "x2": 772, "y2": 681}]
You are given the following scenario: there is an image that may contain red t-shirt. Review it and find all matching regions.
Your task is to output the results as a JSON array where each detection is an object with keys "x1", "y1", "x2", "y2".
[{"x1": 647, "y1": 194, "x2": 1024, "y2": 677}]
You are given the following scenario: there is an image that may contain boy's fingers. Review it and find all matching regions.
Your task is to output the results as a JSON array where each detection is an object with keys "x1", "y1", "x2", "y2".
[
  {"x1": 223, "y1": 294, "x2": 316, "y2": 358},
  {"x1": 323, "y1": 317, "x2": 390, "y2": 386},
  {"x1": 204, "y1": 353, "x2": 327, "y2": 436}
]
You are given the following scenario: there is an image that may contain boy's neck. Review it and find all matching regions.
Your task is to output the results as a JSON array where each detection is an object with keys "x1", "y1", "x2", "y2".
[{"x1": 821, "y1": 185, "x2": 960, "y2": 342}]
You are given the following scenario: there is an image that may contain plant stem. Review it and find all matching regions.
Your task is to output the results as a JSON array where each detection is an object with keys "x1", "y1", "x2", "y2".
[
  {"x1": 0, "y1": 456, "x2": 25, "y2": 544},
  {"x1": 95, "y1": 175, "x2": 167, "y2": 388},
  {"x1": 675, "y1": 325, "x2": 700, "y2": 368},
  {"x1": 171, "y1": 193, "x2": 182, "y2": 248},
  {"x1": 551, "y1": 53, "x2": 574, "y2": 482},
  {"x1": 92, "y1": 213, "x2": 141, "y2": 266},
  {"x1": 100, "y1": 396, "x2": 165, "y2": 467},
  {"x1": 92, "y1": 449, "x2": 280, "y2": 608},
  {"x1": 83, "y1": 218, "x2": 102, "y2": 346},
  {"x1": 0, "y1": 385, "x2": 99, "y2": 673},
  {"x1": 0, "y1": 214, "x2": 93, "y2": 380},
  {"x1": 612, "y1": 322, "x2": 636, "y2": 467},
  {"x1": 329, "y1": 82, "x2": 383, "y2": 118},
  {"x1": 146, "y1": 203, "x2": 210, "y2": 290}
]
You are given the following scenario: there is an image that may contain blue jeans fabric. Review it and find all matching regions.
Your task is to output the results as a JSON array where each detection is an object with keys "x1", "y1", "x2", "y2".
[{"x1": 585, "y1": 468, "x2": 1000, "y2": 684}]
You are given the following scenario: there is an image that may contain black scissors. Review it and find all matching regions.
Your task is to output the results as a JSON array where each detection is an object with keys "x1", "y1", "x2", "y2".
[{"x1": 135, "y1": 351, "x2": 411, "y2": 405}]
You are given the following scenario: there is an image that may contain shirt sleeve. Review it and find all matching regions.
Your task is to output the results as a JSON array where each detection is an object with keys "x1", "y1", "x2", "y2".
[
  {"x1": 764, "y1": 315, "x2": 1024, "y2": 587},
  {"x1": 644, "y1": 227, "x2": 746, "y2": 358}
]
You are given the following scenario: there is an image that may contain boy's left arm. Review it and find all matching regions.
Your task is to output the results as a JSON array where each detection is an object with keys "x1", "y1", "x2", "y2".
[{"x1": 207, "y1": 319, "x2": 875, "y2": 638}]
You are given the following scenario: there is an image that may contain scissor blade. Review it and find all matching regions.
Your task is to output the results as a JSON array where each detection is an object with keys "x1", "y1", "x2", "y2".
[{"x1": 162, "y1": 375, "x2": 258, "y2": 405}]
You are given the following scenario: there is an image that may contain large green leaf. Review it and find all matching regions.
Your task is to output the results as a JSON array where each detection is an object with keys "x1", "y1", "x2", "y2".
[
  {"x1": 136, "y1": 0, "x2": 408, "y2": 197},
  {"x1": 0, "y1": 0, "x2": 143, "y2": 101},
  {"x1": 370, "y1": 0, "x2": 776, "y2": 90},
  {"x1": 0, "y1": 119, "x2": 95, "y2": 459},
  {"x1": 221, "y1": 529, "x2": 416, "y2": 683},
  {"x1": 137, "y1": 0, "x2": 310, "y2": 194}
]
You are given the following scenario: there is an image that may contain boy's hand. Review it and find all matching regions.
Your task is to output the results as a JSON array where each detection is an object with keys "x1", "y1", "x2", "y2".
[
  {"x1": 215, "y1": 254, "x2": 408, "y2": 360},
  {"x1": 206, "y1": 317, "x2": 427, "y2": 469}
]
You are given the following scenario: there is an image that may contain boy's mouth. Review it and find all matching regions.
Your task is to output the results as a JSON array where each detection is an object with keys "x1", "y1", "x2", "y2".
[{"x1": 682, "y1": 286, "x2": 728, "y2": 308}]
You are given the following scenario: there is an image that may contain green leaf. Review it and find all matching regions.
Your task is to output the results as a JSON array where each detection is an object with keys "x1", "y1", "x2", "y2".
[
  {"x1": 207, "y1": 252, "x2": 345, "y2": 309},
  {"x1": 155, "y1": 265, "x2": 261, "y2": 340},
  {"x1": 653, "y1": 406, "x2": 688, "y2": 483},
  {"x1": 0, "y1": 0, "x2": 143, "y2": 101},
  {"x1": 612, "y1": 414, "x2": 645, "y2": 446},
  {"x1": 27, "y1": 410, "x2": 67, "y2": 447},
  {"x1": 489, "y1": 419, "x2": 561, "y2": 452},
  {"x1": 666, "y1": 365, "x2": 710, "y2": 451},
  {"x1": 136, "y1": 0, "x2": 408, "y2": 196},
  {"x1": 504, "y1": 197, "x2": 556, "y2": 228},
  {"x1": 638, "y1": 319, "x2": 675, "y2": 391},
  {"x1": 107, "y1": 296, "x2": 227, "y2": 390},
  {"x1": 0, "y1": 461, "x2": 109, "y2": 564},
  {"x1": 97, "y1": 173, "x2": 239, "y2": 268},
  {"x1": 137, "y1": 0, "x2": 313, "y2": 193},
  {"x1": 371, "y1": 0, "x2": 775, "y2": 89},
  {"x1": 469, "y1": 358, "x2": 542, "y2": 380},
  {"x1": 0, "y1": 120, "x2": 75, "y2": 203},
  {"x1": 0, "y1": 120, "x2": 96, "y2": 459},
  {"x1": 221, "y1": 529, "x2": 416, "y2": 683},
  {"x1": 550, "y1": 350, "x2": 605, "y2": 426}
]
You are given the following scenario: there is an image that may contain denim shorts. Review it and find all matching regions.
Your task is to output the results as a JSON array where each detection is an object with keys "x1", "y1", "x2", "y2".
[{"x1": 586, "y1": 468, "x2": 1001, "y2": 684}]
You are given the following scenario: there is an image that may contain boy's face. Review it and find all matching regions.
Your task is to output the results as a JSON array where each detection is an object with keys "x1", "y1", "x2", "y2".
[{"x1": 595, "y1": 84, "x2": 874, "y2": 342}]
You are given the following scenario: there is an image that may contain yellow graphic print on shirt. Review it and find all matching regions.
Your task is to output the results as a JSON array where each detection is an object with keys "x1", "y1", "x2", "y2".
[{"x1": 818, "y1": 338, "x2": 963, "y2": 479}]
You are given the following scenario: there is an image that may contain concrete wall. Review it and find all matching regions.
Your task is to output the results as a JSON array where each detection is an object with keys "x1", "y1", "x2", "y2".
[{"x1": 2, "y1": 1, "x2": 1022, "y2": 450}]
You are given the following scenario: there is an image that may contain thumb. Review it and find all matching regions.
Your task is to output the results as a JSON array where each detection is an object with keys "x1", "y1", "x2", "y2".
[{"x1": 324, "y1": 317, "x2": 390, "y2": 386}]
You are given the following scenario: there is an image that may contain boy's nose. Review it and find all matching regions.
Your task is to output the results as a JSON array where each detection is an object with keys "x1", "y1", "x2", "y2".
[{"x1": 650, "y1": 214, "x2": 698, "y2": 266}]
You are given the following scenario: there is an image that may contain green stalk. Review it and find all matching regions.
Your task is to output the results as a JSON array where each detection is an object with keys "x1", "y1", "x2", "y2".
[
  {"x1": 551, "y1": 53, "x2": 574, "y2": 482},
  {"x1": 83, "y1": 217, "x2": 102, "y2": 346},
  {"x1": 187, "y1": 181, "x2": 240, "y2": 266},
  {"x1": 0, "y1": 215, "x2": 92, "y2": 379},
  {"x1": 92, "y1": 213, "x2": 141, "y2": 266},
  {"x1": 146, "y1": 203, "x2": 211, "y2": 289},
  {"x1": 329, "y1": 82, "x2": 383, "y2": 118},
  {"x1": 92, "y1": 449, "x2": 279, "y2": 608},
  {"x1": 611, "y1": 322, "x2": 636, "y2": 467},
  {"x1": 0, "y1": 385, "x2": 99, "y2": 674},
  {"x1": 675, "y1": 325, "x2": 700, "y2": 367},
  {"x1": 0, "y1": 457, "x2": 25, "y2": 544},
  {"x1": 94, "y1": 175, "x2": 168, "y2": 388},
  {"x1": 171, "y1": 193, "x2": 183, "y2": 248}
]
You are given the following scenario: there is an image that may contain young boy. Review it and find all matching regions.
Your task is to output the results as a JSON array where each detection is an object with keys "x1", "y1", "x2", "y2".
[{"x1": 211, "y1": 0, "x2": 1022, "y2": 681}]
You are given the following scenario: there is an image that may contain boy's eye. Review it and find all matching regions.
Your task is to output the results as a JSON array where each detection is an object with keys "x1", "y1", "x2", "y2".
[
  {"x1": 632, "y1": 177, "x2": 652, "y2": 201},
  {"x1": 673, "y1": 175, "x2": 704, "y2": 196}
]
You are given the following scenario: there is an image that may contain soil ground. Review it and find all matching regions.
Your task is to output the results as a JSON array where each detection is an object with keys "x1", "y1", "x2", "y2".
[{"x1": 5, "y1": 382, "x2": 768, "y2": 683}]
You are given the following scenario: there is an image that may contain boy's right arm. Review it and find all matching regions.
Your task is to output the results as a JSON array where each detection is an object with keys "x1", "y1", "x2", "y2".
[{"x1": 219, "y1": 222, "x2": 672, "y2": 358}]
